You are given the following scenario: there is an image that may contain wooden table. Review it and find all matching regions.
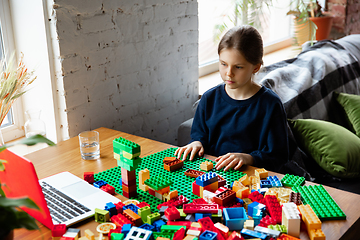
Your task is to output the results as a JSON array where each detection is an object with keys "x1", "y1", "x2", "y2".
[{"x1": 14, "y1": 127, "x2": 360, "y2": 240}]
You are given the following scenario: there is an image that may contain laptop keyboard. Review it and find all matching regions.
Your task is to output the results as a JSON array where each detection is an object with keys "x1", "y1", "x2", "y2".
[{"x1": 41, "y1": 182, "x2": 91, "y2": 224}]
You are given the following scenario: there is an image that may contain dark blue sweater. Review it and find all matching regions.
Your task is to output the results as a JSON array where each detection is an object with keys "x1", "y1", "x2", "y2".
[{"x1": 191, "y1": 84, "x2": 289, "y2": 171}]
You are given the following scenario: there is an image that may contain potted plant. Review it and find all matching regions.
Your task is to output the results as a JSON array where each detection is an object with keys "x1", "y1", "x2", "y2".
[
  {"x1": 287, "y1": 0, "x2": 333, "y2": 46},
  {"x1": 0, "y1": 135, "x2": 55, "y2": 240}
]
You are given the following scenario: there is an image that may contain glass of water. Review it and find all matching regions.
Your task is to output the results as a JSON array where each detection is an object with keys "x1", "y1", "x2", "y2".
[{"x1": 78, "y1": 130, "x2": 100, "y2": 160}]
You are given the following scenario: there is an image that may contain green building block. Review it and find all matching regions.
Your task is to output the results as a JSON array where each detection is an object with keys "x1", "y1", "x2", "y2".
[
  {"x1": 146, "y1": 212, "x2": 161, "y2": 224},
  {"x1": 144, "y1": 175, "x2": 173, "y2": 190},
  {"x1": 94, "y1": 208, "x2": 110, "y2": 223},
  {"x1": 268, "y1": 224, "x2": 287, "y2": 233},
  {"x1": 111, "y1": 233, "x2": 125, "y2": 240},
  {"x1": 95, "y1": 147, "x2": 246, "y2": 212},
  {"x1": 292, "y1": 185, "x2": 346, "y2": 220},
  {"x1": 117, "y1": 160, "x2": 138, "y2": 171},
  {"x1": 152, "y1": 231, "x2": 174, "y2": 240},
  {"x1": 120, "y1": 155, "x2": 142, "y2": 167},
  {"x1": 138, "y1": 206, "x2": 152, "y2": 223},
  {"x1": 113, "y1": 137, "x2": 141, "y2": 154},
  {"x1": 281, "y1": 174, "x2": 305, "y2": 187},
  {"x1": 161, "y1": 225, "x2": 187, "y2": 231}
]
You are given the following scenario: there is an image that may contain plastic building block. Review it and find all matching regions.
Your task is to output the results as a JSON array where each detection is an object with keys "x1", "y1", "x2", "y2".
[
  {"x1": 183, "y1": 204, "x2": 219, "y2": 214},
  {"x1": 240, "y1": 229, "x2": 267, "y2": 240},
  {"x1": 199, "y1": 230, "x2": 217, "y2": 240},
  {"x1": 121, "y1": 223, "x2": 132, "y2": 235},
  {"x1": 200, "y1": 161, "x2": 214, "y2": 171},
  {"x1": 217, "y1": 174, "x2": 227, "y2": 187},
  {"x1": 289, "y1": 192, "x2": 302, "y2": 205},
  {"x1": 298, "y1": 204, "x2": 322, "y2": 230},
  {"x1": 123, "y1": 151, "x2": 141, "y2": 159},
  {"x1": 198, "y1": 217, "x2": 225, "y2": 240},
  {"x1": 84, "y1": 172, "x2": 94, "y2": 184},
  {"x1": 95, "y1": 208, "x2": 110, "y2": 223},
  {"x1": 255, "y1": 168, "x2": 268, "y2": 179},
  {"x1": 124, "y1": 227, "x2": 152, "y2": 240},
  {"x1": 111, "y1": 233, "x2": 125, "y2": 240},
  {"x1": 196, "y1": 172, "x2": 218, "y2": 187},
  {"x1": 265, "y1": 195, "x2": 282, "y2": 224},
  {"x1": 115, "y1": 202, "x2": 125, "y2": 214},
  {"x1": 214, "y1": 222, "x2": 229, "y2": 237},
  {"x1": 101, "y1": 184, "x2": 116, "y2": 195},
  {"x1": 227, "y1": 231, "x2": 244, "y2": 240},
  {"x1": 260, "y1": 180, "x2": 272, "y2": 188},
  {"x1": 268, "y1": 224, "x2": 287, "y2": 233},
  {"x1": 277, "y1": 234, "x2": 300, "y2": 240},
  {"x1": 157, "y1": 195, "x2": 189, "y2": 210},
  {"x1": 184, "y1": 169, "x2": 205, "y2": 178},
  {"x1": 163, "y1": 190, "x2": 179, "y2": 202},
  {"x1": 84, "y1": 229, "x2": 95, "y2": 240},
  {"x1": 292, "y1": 185, "x2": 346, "y2": 220},
  {"x1": 281, "y1": 174, "x2": 305, "y2": 188},
  {"x1": 248, "y1": 191, "x2": 265, "y2": 204},
  {"x1": 123, "y1": 209, "x2": 142, "y2": 226},
  {"x1": 105, "y1": 202, "x2": 118, "y2": 217},
  {"x1": 52, "y1": 224, "x2": 67, "y2": 237},
  {"x1": 254, "y1": 226, "x2": 281, "y2": 239},
  {"x1": 249, "y1": 176, "x2": 261, "y2": 191},
  {"x1": 258, "y1": 215, "x2": 277, "y2": 228},
  {"x1": 139, "y1": 223, "x2": 155, "y2": 231},
  {"x1": 247, "y1": 202, "x2": 266, "y2": 218},
  {"x1": 222, "y1": 207, "x2": 248, "y2": 230},
  {"x1": 144, "y1": 175, "x2": 173, "y2": 190},
  {"x1": 113, "y1": 137, "x2": 141, "y2": 154},
  {"x1": 146, "y1": 212, "x2": 160, "y2": 224},
  {"x1": 238, "y1": 174, "x2": 250, "y2": 186},
  {"x1": 93, "y1": 180, "x2": 107, "y2": 188},
  {"x1": 123, "y1": 203, "x2": 140, "y2": 214},
  {"x1": 243, "y1": 219, "x2": 254, "y2": 230},
  {"x1": 173, "y1": 227, "x2": 186, "y2": 240},
  {"x1": 164, "y1": 158, "x2": 184, "y2": 172},
  {"x1": 282, "y1": 202, "x2": 301, "y2": 238},
  {"x1": 213, "y1": 189, "x2": 236, "y2": 206},
  {"x1": 267, "y1": 176, "x2": 283, "y2": 187},
  {"x1": 165, "y1": 206, "x2": 181, "y2": 221},
  {"x1": 111, "y1": 214, "x2": 133, "y2": 228},
  {"x1": 309, "y1": 228, "x2": 326, "y2": 240}
]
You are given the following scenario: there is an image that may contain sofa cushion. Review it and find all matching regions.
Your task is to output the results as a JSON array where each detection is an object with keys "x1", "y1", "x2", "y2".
[
  {"x1": 288, "y1": 119, "x2": 360, "y2": 178},
  {"x1": 334, "y1": 92, "x2": 360, "y2": 138}
]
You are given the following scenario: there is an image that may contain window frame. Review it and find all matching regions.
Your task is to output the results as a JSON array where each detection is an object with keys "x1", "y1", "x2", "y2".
[{"x1": 0, "y1": 0, "x2": 26, "y2": 142}]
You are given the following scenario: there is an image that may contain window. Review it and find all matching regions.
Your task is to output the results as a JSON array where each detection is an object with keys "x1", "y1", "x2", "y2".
[
  {"x1": 198, "y1": 0, "x2": 292, "y2": 77},
  {"x1": 0, "y1": 0, "x2": 25, "y2": 142}
]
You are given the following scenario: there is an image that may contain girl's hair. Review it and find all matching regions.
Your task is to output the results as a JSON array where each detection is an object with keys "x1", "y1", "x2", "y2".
[{"x1": 218, "y1": 25, "x2": 263, "y2": 65}]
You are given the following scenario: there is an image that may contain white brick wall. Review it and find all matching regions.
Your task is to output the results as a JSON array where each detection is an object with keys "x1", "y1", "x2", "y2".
[{"x1": 53, "y1": 0, "x2": 199, "y2": 144}]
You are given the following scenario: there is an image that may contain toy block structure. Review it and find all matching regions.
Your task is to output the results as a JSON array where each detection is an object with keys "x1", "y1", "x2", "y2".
[
  {"x1": 144, "y1": 174, "x2": 173, "y2": 200},
  {"x1": 281, "y1": 174, "x2": 305, "y2": 188},
  {"x1": 184, "y1": 169, "x2": 205, "y2": 178},
  {"x1": 113, "y1": 137, "x2": 142, "y2": 198},
  {"x1": 222, "y1": 207, "x2": 249, "y2": 230},
  {"x1": 265, "y1": 195, "x2": 282, "y2": 224},
  {"x1": 282, "y1": 202, "x2": 301, "y2": 238},
  {"x1": 200, "y1": 161, "x2": 214, "y2": 171},
  {"x1": 267, "y1": 176, "x2": 283, "y2": 187},
  {"x1": 255, "y1": 168, "x2": 268, "y2": 179},
  {"x1": 298, "y1": 204, "x2": 325, "y2": 240}
]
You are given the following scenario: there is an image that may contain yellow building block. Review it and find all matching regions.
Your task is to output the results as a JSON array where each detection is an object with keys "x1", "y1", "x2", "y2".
[
  {"x1": 114, "y1": 152, "x2": 120, "y2": 160},
  {"x1": 239, "y1": 174, "x2": 250, "y2": 186},
  {"x1": 200, "y1": 181, "x2": 218, "y2": 197},
  {"x1": 123, "y1": 151, "x2": 141, "y2": 159},
  {"x1": 163, "y1": 190, "x2": 178, "y2": 201},
  {"x1": 255, "y1": 168, "x2": 268, "y2": 179},
  {"x1": 243, "y1": 219, "x2": 254, "y2": 230},
  {"x1": 298, "y1": 205, "x2": 322, "y2": 230},
  {"x1": 242, "y1": 198, "x2": 252, "y2": 210},
  {"x1": 84, "y1": 229, "x2": 95, "y2": 240},
  {"x1": 309, "y1": 229, "x2": 326, "y2": 240},
  {"x1": 236, "y1": 187, "x2": 249, "y2": 199},
  {"x1": 139, "y1": 169, "x2": 150, "y2": 184},
  {"x1": 200, "y1": 161, "x2": 214, "y2": 171},
  {"x1": 232, "y1": 181, "x2": 245, "y2": 192}
]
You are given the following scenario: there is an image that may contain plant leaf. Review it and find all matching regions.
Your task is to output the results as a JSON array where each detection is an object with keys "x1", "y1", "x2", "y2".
[
  {"x1": 0, "y1": 196, "x2": 39, "y2": 209},
  {"x1": 1, "y1": 134, "x2": 56, "y2": 151},
  {"x1": 0, "y1": 159, "x2": 7, "y2": 171},
  {"x1": 14, "y1": 211, "x2": 39, "y2": 230}
]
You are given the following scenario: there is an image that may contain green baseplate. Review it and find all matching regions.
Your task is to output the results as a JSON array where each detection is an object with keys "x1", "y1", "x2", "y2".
[{"x1": 94, "y1": 147, "x2": 245, "y2": 213}]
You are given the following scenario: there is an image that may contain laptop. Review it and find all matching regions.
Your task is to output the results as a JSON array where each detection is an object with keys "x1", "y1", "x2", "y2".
[{"x1": 0, "y1": 149, "x2": 121, "y2": 229}]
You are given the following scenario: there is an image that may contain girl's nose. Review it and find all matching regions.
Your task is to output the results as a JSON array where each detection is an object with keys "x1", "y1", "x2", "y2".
[{"x1": 227, "y1": 67, "x2": 234, "y2": 77}]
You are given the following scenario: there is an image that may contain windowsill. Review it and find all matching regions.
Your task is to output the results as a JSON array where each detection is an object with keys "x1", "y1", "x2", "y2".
[
  {"x1": 199, "y1": 45, "x2": 301, "y2": 95},
  {"x1": 6, "y1": 138, "x2": 49, "y2": 157}
]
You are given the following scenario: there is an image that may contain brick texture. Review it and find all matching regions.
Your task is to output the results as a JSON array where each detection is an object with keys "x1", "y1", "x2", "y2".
[{"x1": 52, "y1": 0, "x2": 199, "y2": 144}]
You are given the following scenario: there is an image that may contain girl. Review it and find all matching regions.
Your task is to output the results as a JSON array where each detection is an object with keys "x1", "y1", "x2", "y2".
[{"x1": 175, "y1": 25, "x2": 289, "y2": 172}]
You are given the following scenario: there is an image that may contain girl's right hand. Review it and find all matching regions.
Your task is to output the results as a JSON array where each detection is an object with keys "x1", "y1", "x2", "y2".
[{"x1": 175, "y1": 141, "x2": 204, "y2": 161}]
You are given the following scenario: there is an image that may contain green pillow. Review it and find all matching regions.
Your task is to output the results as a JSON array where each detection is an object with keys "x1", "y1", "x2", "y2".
[
  {"x1": 334, "y1": 92, "x2": 360, "y2": 138},
  {"x1": 288, "y1": 119, "x2": 360, "y2": 178}
]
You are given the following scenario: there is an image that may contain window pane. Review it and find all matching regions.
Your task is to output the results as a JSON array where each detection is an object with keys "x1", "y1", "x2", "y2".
[{"x1": 198, "y1": 0, "x2": 291, "y2": 66}]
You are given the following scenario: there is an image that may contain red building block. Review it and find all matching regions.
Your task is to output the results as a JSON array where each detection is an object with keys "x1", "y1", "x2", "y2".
[
  {"x1": 265, "y1": 195, "x2": 282, "y2": 224},
  {"x1": 52, "y1": 224, "x2": 67, "y2": 237},
  {"x1": 101, "y1": 184, "x2": 116, "y2": 195},
  {"x1": 136, "y1": 202, "x2": 150, "y2": 209},
  {"x1": 213, "y1": 189, "x2": 236, "y2": 206},
  {"x1": 111, "y1": 214, "x2": 133, "y2": 228},
  {"x1": 227, "y1": 231, "x2": 244, "y2": 240},
  {"x1": 165, "y1": 206, "x2": 181, "y2": 221},
  {"x1": 84, "y1": 172, "x2": 94, "y2": 184},
  {"x1": 198, "y1": 217, "x2": 225, "y2": 240},
  {"x1": 173, "y1": 227, "x2": 186, "y2": 240},
  {"x1": 184, "y1": 169, "x2": 205, "y2": 178},
  {"x1": 183, "y1": 204, "x2": 219, "y2": 214},
  {"x1": 115, "y1": 201, "x2": 125, "y2": 214},
  {"x1": 164, "y1": 158, "x2": 184, "y2": 172},
  {"x1": 257, "y1": 215, "x2": 277, "y2": 227},
  {"x1": 248, "y1": 191, "x2": 265, "y2": 204},
  {"x1": 157, "y1": 195, "x2": 189, "y2": 209},
  {"x1": 191, "y1": 198, "x2": 208, "y2": 205}
]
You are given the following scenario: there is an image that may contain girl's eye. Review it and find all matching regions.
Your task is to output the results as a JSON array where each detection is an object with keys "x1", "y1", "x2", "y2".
[
  {"x1": 236, "y1": 66, "x2": 242, "y2": 69},
  {"x1": 221, "y1": 62, "x2": 226, "y2": 66}
]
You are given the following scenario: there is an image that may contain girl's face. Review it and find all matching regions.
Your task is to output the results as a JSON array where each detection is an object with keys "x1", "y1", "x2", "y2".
[{"x1": 219, "y1": 48, "x2": 261, "y2": 91}]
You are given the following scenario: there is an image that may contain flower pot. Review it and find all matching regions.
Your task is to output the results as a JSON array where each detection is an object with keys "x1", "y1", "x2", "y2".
[
  {"x1": 310, "y1": 15, "x2": 333, "y2": 40},
  {"x1": 0, "y1": 230, "x2": 14, "y2": 240},
  {"x1": 293, "y1": 17, "x2": 316, "y2": 46}
]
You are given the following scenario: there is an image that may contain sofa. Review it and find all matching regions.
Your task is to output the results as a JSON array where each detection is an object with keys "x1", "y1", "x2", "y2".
[{"x1": 178, "y1": 34, "x2": 360, "y2": 194}]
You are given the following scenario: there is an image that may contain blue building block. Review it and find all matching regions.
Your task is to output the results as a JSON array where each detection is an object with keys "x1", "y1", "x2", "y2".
[
  {"x1": 105, "y1": 202, "x2": 117, "y2": 217},
  {"x1": 121, "y1": 224, "x2": 132, "y2": 236},
  {"x1": 124, "y1": 227, "x2": 153, "y2": 240},
  {"x1": 93, "y1": 180, "x2": 107, "y2": 188},
  {"x1": 240, "y1": 229, "x2": 267, "y2": 239},
  {"x1": 247, "y1": 202, "x2": 266, "y2": 218},
  {"x1": 196, "y1": 172, "x2": 218, "y2": 187},
  {"x1": 195, "y1": 213, "x2": 212, "y2": 221},
  {"x1": 260, "y1": 180, "x2": 272, "y2": 188},
  {"x1": 267, "y1": 176, "x2": 282, "y2": 187},
  {"x1": 123, "y1": 203, "x2": 140, "y2": 214},
  {"x1": 139, "y1": 223, "x2": 155, "y2": 231},
  {"x1": 152, "y1": 219, "x2": 166, "y2": 232},
  {"x1": 199, "y1": 230, "x2": 217, "y2": 240},
  {"x1": 222, "y1": 207, "x2": 248, "y2": 230}
]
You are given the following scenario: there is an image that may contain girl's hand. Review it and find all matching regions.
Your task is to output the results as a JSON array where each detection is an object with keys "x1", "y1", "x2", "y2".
[
  {"x1": 215, "y1": 153, "x2": 254, "y2": 172},
  {"x1": 175, "y1": 141, "x2": 204, "y2": 161}
]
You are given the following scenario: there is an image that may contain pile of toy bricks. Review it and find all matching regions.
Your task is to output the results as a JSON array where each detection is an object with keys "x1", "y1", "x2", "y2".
[{"x1": 113, "y1": 137, "x2": 142, "y2": 198}]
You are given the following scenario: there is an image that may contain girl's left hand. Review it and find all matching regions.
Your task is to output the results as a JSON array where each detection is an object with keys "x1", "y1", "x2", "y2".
[{"x1": 215, "y1": 153, "x2": 254, "y2": 172}]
